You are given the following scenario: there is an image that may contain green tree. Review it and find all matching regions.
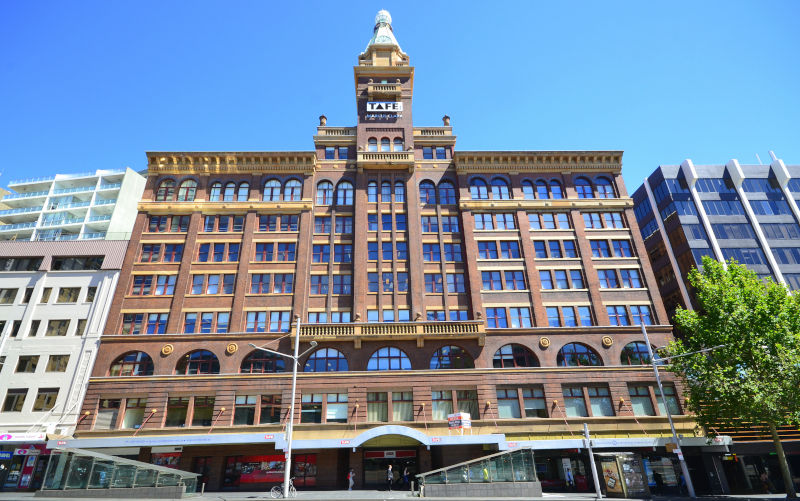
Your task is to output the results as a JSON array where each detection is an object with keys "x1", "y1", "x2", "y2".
[{"x1": 668, "y1": 256, "x2": 800, "y2": 497}]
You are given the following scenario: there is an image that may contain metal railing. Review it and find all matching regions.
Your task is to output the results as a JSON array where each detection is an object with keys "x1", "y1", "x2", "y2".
[
  {"x1": 0, "y1": 222, "x2": 38, "y2": 231},
  {"x1": 97, "y1": 183, "x2": 122, "y2": 190},
  {"x1": 417, "y1": 447, "x2": 537, "y2": 485},
  {"x1": 7, "y1": 175, "x2": 56, "y2": 185},
  {"x1": 46, "y1": 201, "x2": 91, "y2": 211},
  {"x1": 86, "y1": 215, "x2": 111, "y2": 222},
  {"x1": 93, "y1": 198, "x2": 117, "y2": 206},
  {"x1": 52, "y1": 186, "x2": 95, "y2": 195},
  {"x1": 2, "y1": 190, "x2": 50, "y2": 200},
  {"x1": 0, "y1": 206, "x2": 43, "y2": 216},
  {"x1": 39, "y1": 217, "x2": 84, "y2": 227}
]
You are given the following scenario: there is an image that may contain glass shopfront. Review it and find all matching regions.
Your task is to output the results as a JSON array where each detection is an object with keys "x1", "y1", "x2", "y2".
[
  {"x1": 222, "y1": 454, "x2": 316, "y2": 489},
  {"x1": 363, "y1": 450, "x2": 416, "y2": 488}
]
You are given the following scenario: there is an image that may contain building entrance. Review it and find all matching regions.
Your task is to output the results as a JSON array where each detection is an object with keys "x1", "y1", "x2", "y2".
[{"x1": 363, "y1": 449, "x2": 416, "y2": 489}]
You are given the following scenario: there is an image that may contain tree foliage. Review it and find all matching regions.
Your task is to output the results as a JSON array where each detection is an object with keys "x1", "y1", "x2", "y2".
[{"x1": 668, "y1": 256, "x2": 800, "y2": 432}]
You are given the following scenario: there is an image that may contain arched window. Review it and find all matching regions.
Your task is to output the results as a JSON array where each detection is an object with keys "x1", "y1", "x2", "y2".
[
  {"x1": 263, "y1": 179, "x2": 281, "y2": 201},
  {"x1": 620, "y1": 342, "x2": 652, "y2": 365},
  {"x1": 240, "y1": 350, "x2": 286, "y2": 374},
  {"x1": 393, "y1": 138, "x2": 404, "y2": 151},
  {"x1": 521, "y1": 180, "x2": 535, "y2": 200},
  {"x1": 381, "y1": 181, "x2": 392, "y2": 202},
  {"x1": 155, "y1": 179, "x2": 175, "y2": 201},
  {"x1": 209, "y1": 182, "x2": 222, "y2": 202},
  {"x1": 316, "y1": 181, "x2": 333, "y2": 205},
  {"x1": 336, "y1": 181, "x2": 354, "y2": 205},
  {"x1": 430, "y1": 345, "x2": 474, "y2": 369},
  {"x1": 550, "y1": 180, "x2": 563, "y2": 199},
  {"x1": 438, "y1": 181, "x2": 456, "y2": 204},
  {"x1": 223, "y1": 182, "x2": 236, "y2": 202},
  {"x1": 368, "y1": 137, "x2": 378, "y2": 152},
  {"x1": 284, "y1": 179, "x2": 302, "y2": 201},
  {"x1": 469, "y1": 178, "x2": 489, "y2": 200},
  {"x1": 237, "y1": 182, "x2": 250, "y2": 201},
  {"x1": 491, "y1": 178, "x2": 511, "y2": 200},
  {"x1": 595, "y1": 177, "x2": 615, "y2": 198},
  {"x1": 367, "y1": 181, "x2": 378, "y2": 202},
  {"x1": 394, "y1": 181, "x2": 405, "y2": 202},
  {"x1": 109, "y1": 351, "x2": 154, "y2": 376},
  {"x1": 367, "y1": 346, "x2": 411, "y2": 371},
  {"x1": 304, "y1": 348, "x2": 348, "y2": 372},
  {"x1": 493, "y1": 344, "x2": 539, "y2": 368},
  {"x1": 575, "y1": 177, "x2": 593, "y2": 199},
  {"x1": 176, "y1": 180, "x2": 197, "y2": 201},
  {"x1": 536, "y1": 180, "x2": 549, "y2": 199},
  {"x1": 557, "y1": 343, "x2": 603, "y2": 367},
  {"x1": 175, "y1": 350, "x2": 220, "y2": 375},
  {"x1": 380, "y1": 137, "x2": 391, "y2": 152},
  {"x1": 419, "y1": 181, "x2": 436, "y2": 204}
]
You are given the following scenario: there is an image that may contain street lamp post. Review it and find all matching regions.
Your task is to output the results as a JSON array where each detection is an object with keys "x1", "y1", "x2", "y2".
[
  {"x1": 249, "y1": 317, "x2": 317, "y2": 499},
  {"x1": 640, "y1": 323, "x2": 696, "y2": 498}
]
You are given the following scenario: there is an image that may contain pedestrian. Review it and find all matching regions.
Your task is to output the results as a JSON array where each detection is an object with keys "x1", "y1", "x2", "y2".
[
  {"x1": 347, "y1": 468, "x2": 355, "y2": 491},
  {"x1": 0, "y1": 464, "x2": 7, "y2": 492},
  {"x1": 386, "y1": 464, "x2": 393, "y2": 491},
  {"x1": 760, "y1": 470, "x2": 772, "y2": 494},
  {"x1": 402, "y1": 465, "x2": 410, "y2": 489}
]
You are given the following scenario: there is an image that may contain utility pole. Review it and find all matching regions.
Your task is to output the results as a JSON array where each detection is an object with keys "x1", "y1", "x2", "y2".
[{"x1": 584, "y1": 423, "x2": 602, "y2": 498}]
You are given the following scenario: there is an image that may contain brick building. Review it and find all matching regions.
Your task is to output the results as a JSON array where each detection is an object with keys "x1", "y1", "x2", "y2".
[{"x1": 57, "y1": 10, "x2": 727, "y2": 493}]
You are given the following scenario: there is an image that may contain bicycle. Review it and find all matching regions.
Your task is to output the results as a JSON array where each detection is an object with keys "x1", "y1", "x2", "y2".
[{"x1": 270, "y1": 477, "x2": 297, "y2": 498}]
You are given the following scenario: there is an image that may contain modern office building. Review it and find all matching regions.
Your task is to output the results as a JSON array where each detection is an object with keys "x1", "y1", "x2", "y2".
[
  {"x1": 0, "y1": 168, "x2": 146, "y2": 242},
  {"x1": 58, "y1": 11, "x2": 726, "y2": 494},
  {"x1": 0, "y1": 240, "x2": 128, "y2": 490},
  {"x1": 632, "y1": 154, "x2": 800, "y2": 492}
]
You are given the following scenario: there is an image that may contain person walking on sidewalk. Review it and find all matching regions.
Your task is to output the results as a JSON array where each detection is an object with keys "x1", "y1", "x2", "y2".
[
  {"x1": 347, "y1": 468, "x2": 355, "y2": 491},
  {"x1": 386, "y1": 464, "x2": 394, "y2": 491}
]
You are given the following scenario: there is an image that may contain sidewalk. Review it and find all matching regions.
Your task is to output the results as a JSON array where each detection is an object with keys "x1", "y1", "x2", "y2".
[{"x1": 0, "y1": 492, "x2": 792, "y2": 501}]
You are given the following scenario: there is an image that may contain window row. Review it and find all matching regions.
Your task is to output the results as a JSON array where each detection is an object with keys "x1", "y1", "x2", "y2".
[
  {"x1": 421, "y1": 215, "x2": 459, "y2": 233},
  {"x1": 423, "y1": 273, "x2": 467, "y2": 294},
  {"x1": 310, "y1": 274, "x2": 353, "y2": 295},
  {"x1": 367, "y1": 242, "x2": 409, "y2": 261},
  {"x1": 468, "y1": 176, "x2": 615, "y2": 200},
  {"x1": 0, "y1": 286, "x2": 96, "y2": 305},
  {"x1": 582, "y1": 212, "x2": 626, "y2": 229},
  {"x1": 367, "y1": 213, "x2": 407, "y2": 231},
  {"x1": 314, "y1": 216, "x2": 353, "y2": 234},
  {"x1": 1, "y1": 318, "x2": 87, "y2": 338},
  {"x1": 2, "y1": 354, "x2": 70, "y2": 374},
  {"x1": 481, "y1": 271, "x2": 527, "y2": 291},
  {"x1": 138, "y1": 244, "x2": 184, "y2": 263},
  {"x1": 1, "y1": 387, "x2": 59, "y2": 413},
  {"x1": 368, "y1": 181, "x2": 406, "y2": 203},
  {"x1": 474, "y1": 212, "x2": 516, "y2": 230},
  {"x1": 147, "y1": 215, "x2": 191, "y2": 233},
  {"x1": 528, "y1": 212, "x2": 570, "y2": 230},
  {"x1": 367, "y1": 137, "x2": 405, "y2": 152},
  {"x1": 419, "y1": 181, "x2": 457, "y2": 204},
  {"x1": 153, "y1": 179, "x2": 306, "y2": 203}
]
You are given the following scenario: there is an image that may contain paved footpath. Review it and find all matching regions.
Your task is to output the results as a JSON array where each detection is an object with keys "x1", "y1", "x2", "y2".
[{"x1": 0, "y1": 491, "x2": 793, "y2": 501}]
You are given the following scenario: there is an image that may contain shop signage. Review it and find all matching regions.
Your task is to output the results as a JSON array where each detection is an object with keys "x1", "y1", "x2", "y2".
[
  {"x1": 264, "y1": 434, "x2": 274, "y2": 440},
  {"x1": 0, "y1": 433, "x2": 46, "y2": 442},
  {"x1": 340, "y1": 440, "x2": 351, "y2": 445},
  {"x1": 431, "y1": 437, "x2": 441, "y2": 443},
  {"x1": 0, "y1": 451, "x2": 12, "y2": 460},
  {"x1": 447, "y1": 412, "x2": 471, "y2": 429},
  {"x1": 366, "y1": 102, "x2": 403, "y2": 112},
  {"x1": 507, "y1": 442, "x2": 518, "y2": 448},
  {"x1": 57, "y1": 441, "x2": 67, "y2": 446},
  {"x1": 14, "y1": 448, "x2": 41, "y2": 456}
]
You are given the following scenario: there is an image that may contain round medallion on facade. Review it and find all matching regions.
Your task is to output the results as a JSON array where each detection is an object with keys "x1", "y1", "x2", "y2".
[
  {"x1": 601, "y1": 336, "x2": 613, "y2": 348},
  {"x1": 539, "y1": 337, "x2": 550, "y2": 349},
  {"x1": 226, "y1": 343, "x2": 238, "y2": 355},
  {"x1": 161, "y1": 344, "x2": 174, "y2": 356}
]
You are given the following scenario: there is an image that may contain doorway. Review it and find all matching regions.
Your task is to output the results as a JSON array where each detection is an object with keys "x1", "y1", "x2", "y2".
[{"x1": 363, "y1": 450, "x2": 416, "y2": 490}]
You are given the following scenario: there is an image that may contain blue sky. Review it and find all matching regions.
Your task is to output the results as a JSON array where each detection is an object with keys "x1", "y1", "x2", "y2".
[{"x1": 1, "y1": 1, "x2": 798, "y2": 190}]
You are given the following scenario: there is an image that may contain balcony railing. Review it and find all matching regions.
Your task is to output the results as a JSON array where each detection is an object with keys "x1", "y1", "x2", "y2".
[
  {"x1": 93, "y1": 198, "x2": 117, "y2": 206},
  {"x1": 3, "y1": 190, "x2": 50, "y2": 200},
  {"x1": 298, "y1": 320, "x2": 485, "y2": 339},
  {"x1": 81, "y1": 232, "x2": 107, "y2": 239},
  {"x1": 317, "y1": 127, "x2": 356, "y2": 136},
  {"x1": 7, "y1": 175, "x2": 56, "y2": 186},
  {"x1": 0, "y1": 222, "x2": 37, "y2": 231},
  {"x1": 357, "y1": 151, "x2": 414, "y2": 169},
  {"x1": 46, "y1": 201, "x2": 91, "y2": 211},
  {"x1": 97, "y1": 183, "x2": 122, "y2": 190},
  {"x1": 52, "y1": 186, "x2": 94, "y2": 195},
  {"x1": 0, "y1": 206, "x2": 43, "y2": 216},
  {"x1": 39, "y1": 217, "x2": 84, "y2": 227},
  {"x1": 86, "y1": 215, "x2": 111, "y2": 223}
]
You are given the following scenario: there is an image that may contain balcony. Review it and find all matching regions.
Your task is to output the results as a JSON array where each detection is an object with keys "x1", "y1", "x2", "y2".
[
  {"x1": 39, "y1": 217, "x2": 84, "y2": 227},
  {"x1": 0, "y1": 206, "x2": 43, "y2": 216},
  {"x1": 7, "y1": 175, "x2": 56, "y2": 186},
  {"x1": 52, "y1": 186, "x2": 94, "y2": 195},
  {"x1": 3, "y1": 190, "x2": 49, "y2": 200},
  {"x1": 98, "y1": 183, "x2": 122, "y2": 190},
  {"x1": 0, "y1": 221, "x2": 37, "y2": 232},
  {"x1": 357, "y1": 151, "x2": 414, "y2": 170},
  {"x1": 316, "y1": 127, "x2": 356, "y2": 136},
  {"x1": 367, "y1": 83, "x2": 401, "y2": 98},
  {"x1": 86, "y1": 215, "x2": 111, "y2": 223},
  {"x1": 298, "y1": 320, "x2": 485, "y2": 348},
  {"x1": 46, "y1": 201, "x2": 91, "y2": 211},
  {"x1": 93, "y1": 198, "x2": 117, "y2": 206}
]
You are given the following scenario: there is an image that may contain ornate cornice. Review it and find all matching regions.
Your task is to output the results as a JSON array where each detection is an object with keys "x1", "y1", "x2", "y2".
[
  {"x1": 146, "y1": 152, "x2": 316, "y2": 175},
  {"x1": 454, "y1": 151, "x2": 623, "y2": 174}
]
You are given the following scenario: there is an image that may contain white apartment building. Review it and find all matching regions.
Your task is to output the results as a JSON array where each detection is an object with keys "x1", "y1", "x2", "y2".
[
  {"x1": 0, "y1": 168, "x2": 145, "y2": 241},
  {"x1": 0, "y1": 238, "x2": 127, "y2": 489}
]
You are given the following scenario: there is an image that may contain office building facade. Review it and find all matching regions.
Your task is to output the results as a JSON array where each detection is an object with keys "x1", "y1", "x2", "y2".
[
  {"x1": 59, "y1": 11, "x2": 726, "y2": 493},
  {"x1": 632, "y1": 154, "x2": 800, "y2": 492}
]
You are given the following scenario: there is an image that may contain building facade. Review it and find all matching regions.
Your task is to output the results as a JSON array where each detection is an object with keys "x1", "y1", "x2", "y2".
[
  {"x1": 62, "y1": 11, "x2": 726, "y2": 494},
  {"x1": 0, "y1": 240, "x2": 128, "y2": 490},
  {"x1": 0, "y1": 168, "x2": 145, "y2": 242},
  {"x1": 632, "y1": 154, "x2": 800, "y2": 492}
]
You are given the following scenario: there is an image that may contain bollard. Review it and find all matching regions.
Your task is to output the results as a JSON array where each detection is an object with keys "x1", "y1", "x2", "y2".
[{"x1": 201, "y1": 482, "x2": 206, "y2": 495}]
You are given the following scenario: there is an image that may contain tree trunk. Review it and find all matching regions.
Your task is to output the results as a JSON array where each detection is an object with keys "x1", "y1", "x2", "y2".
[{"x1": 769, "y1": 421, "x2": 798, "y2": 498}]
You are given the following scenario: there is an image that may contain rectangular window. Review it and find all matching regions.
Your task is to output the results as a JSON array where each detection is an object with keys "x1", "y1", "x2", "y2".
[
  {"x1": 630, "y1": 305, "x2": 652, "y2": 325},
  {"x1": 598, "y1": 269, "x2": 618, "y2": 288},
  {"x1": 603, "y1": 212, "x2": 624, "y2": 228},
  {"x1": 149, "y1": 216, "x2": 168, "y2": 232},
  {"x1": 217, "y1": 216, "x2": 229, "y2": 232},
  {"x1": 553, "y1": 270, "x2": 569, "y2": 289},
  {"x1": 310, "y1": 276, "x2": 329, "y2": 295},
  {"x1": 421, "y1": 215, "x2": 438, "y2": 233},
  {"x1": 562, "y1": 307, "x2": 577, "y2": 327},
  {"x1": 277, "y1": 243, "x2": 296, "y2": 261},
  {"x1": 427, "y1": 310, "x2": 446, "y2": 321},
  {"x1": 607, "y1": 305, "x2": 629, "y2": 326},
  {"x1": 482, "y1": 271, "x2": 502, "y2": 290},
  {"x1": 192, "y1": 396, "x2": 215, "y2": 426},
  {"x1": 251, "y1": 274, "x2": 271, "y2": 294},
  {"x1": 273, "y1": 274, "x2": 293, "y2": 293},
  {"x1": 382, "y1": 213, "x2": 392, "y2": 231},
  {"x1": 382, "y1": 272, "x2": 394, "y2": 293},
  {"x1": 570, "y1": 270, "x2": 585, "y2": 288},
  {"x1": 423, "y1": 243, "x2": 440, "y2": 262},
  {"x1": 562, "y1": 386, "x2": 587, "y2": 417},
  {"x1": 548, "y1": 241, "x2": 562, "y2": 258},
  {"x1": 450, "y1": 309, "x2": 469, "y2": 321},
  {"x1": 496, "y1": 213, "x2": 516, "y2": 230},
  {"x1": 382, "y1": 242, "x2": 393, "y2": 261},
  {"x1": 335, "y1": 216, "x2": 353, "y2": 234},
  {"x1": 121, "y1": 313, "x2": 144, "y2": 335},
  {"x1": 523, "y1": 387, "x2": 547, "y2": 417},
  {"x1": 145, "y1": 313, "x2": 168, "y2": 334},
  {"x1": 368, "y1": 214, "x2": 378, "y2": 231},
  {"x1": 163, "y1": 244, "x2": 183, "y2": 262},
  {"x1": 314, "y1": 216, "x2": 331, "y2": 233},
  {"x1": 563, "y1": 240, "x2": 578, "y2": 258},
  {"x1": 578, "y1": 306, "x2": 593, "y2": 326},
  {"x1": 131, "y1": 276, "x2": 153, "y2": 296},
  {"x1": 588, "y1": 387, "x2": 614, "y2": 416},
  {"x1": 447, "y1": 273, "x2": 465, "y2": 293},
  {"x1": 540, "y1": 270, "x2": 553, "y2": 289},
  {"x1": 312, "y1": 244, "x2": 330, "y2": 263},
  {"x1": 620, "y1": 269, "x2": 642, "y2": 288},
  {"x1": 325, "y1": 146, "x2": 335, "y2": 159},
  {"x1": 497, "y1": 389, "x2": 521, "y2": 418},
  {"x1": 478, "y1": 241, "x2": 498, "y2": 259},
  {"x1": 474, "y1": 213, "x2": 493, "y2": 230},
  {"x1": 509, "y1": 307, "x2": 532, "y2": 328},
  {"x1": 171, "y1": 215, "x2": 190, "y2": 232},
  {"x1": 338, "y1": 146, "x2": 348, "y2": 159},
  {"x1": 260, "y1": 215, "x2": 278, "y2": 232},
  {"x1": 441, "y1": 216, "x2": 459, "y2": 232},
  {"x1": 46, "y1": 355, "x2": 69, "y2": 372},
  {"x1": 2, "y1": 389, "x2": 27, "y2": 412},
  {"x1": 0, "y1": 288, "x2": 17, "y2": 304},
  {"x1": 154, "y1": 275, "x2": 176, "y2": 295},
  {"x1": 486, "y1": 307, "x2": 507, "y2": 328},
  {"x1": 629, "y1": 385, "x2": 656, "y2": 416},
  {"x1": 122, "y1": 398, "x2": 147, "y2": 429},
  {"x1": 95, "y1": 398, "x2": 121, "y2": 429},
  {"x1": 396, "y1": 272, "x2": 409, "y2": 292},
  {"x1": 327, "y1": 393, "x2": 348, "y2": 423},
  {"x1": 15, "y1": 355, "x2": 39, "y2": 373},
  {"x1": 395, "y1": 213, "x2": 407, "y2": 230},
  {"x1": 656, "y1": 385, "x2": 682, "y2": 415},
  {"x1": 546, "y1": 306, "x2": 560, "y2": 327},
  {"x1": 528, "y1": 213, "x2": 542, "y2": 230},
  {"x1": 165, "y1": 397, "x2": 190, "y2": 427},
  {"x1": 500, "y1": 241, "x2": 520, "y2": 258},
  {"x1": 46, "y1": 319, "x2": 70, "y2": 336},
  {"x1": 534, "y1": 241, "x2": 547, "y2": 258},
  {"x1": 75, "y1": 319, "x2": 87, "y2": 336},
  {"x1": 332, "y1": 275, "x2": 352, "y2": 294},
  {"x1": 591, "y1": 240, "x2": 611, "y2": 257},
  {"x1": 505, "y1": 270, "x2": 526, "y2": 290},
  {"x1": 368, "y1": 273, "x2": 379, "y2": 293},
  {"x1": 612, "y1": 240, "x2": 633, "y2": 257},
  {"x1": 301, "y1": 393, "x2": 323, "y2": 423},
  {"x1": 140, "y1": 244, "x2": 161, "y2": 262},
  {"x1": 425, "y1": 274, "x2": 443, "y2": 293},
  {"x1": 234, "y1": 395, "x2": 257, "y2": 425},
  {"x1": 246, "y1": 312, "x2": 267, "y2": 332},
  {"x1": 254, "y1": 242, "x2": 273, "y2": 261},
  {"x1": 583, "y1": 213, "x2": 602, "y2": 229},
  {"x1": 269, "y1": 311, "x2": 290, "y2": 332},
  {"x1": 27, "y1": 319, "x2": 40, "y2": 337},
  {"x1": 260, "y1": 394, "x2": 282, "y2": 424},
  {"x1": 431, "y1": 390, "x2": 453, "y2": 420},
  {"x1": 368, "y1": 392, "x2": 389, "y2": 422}
]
